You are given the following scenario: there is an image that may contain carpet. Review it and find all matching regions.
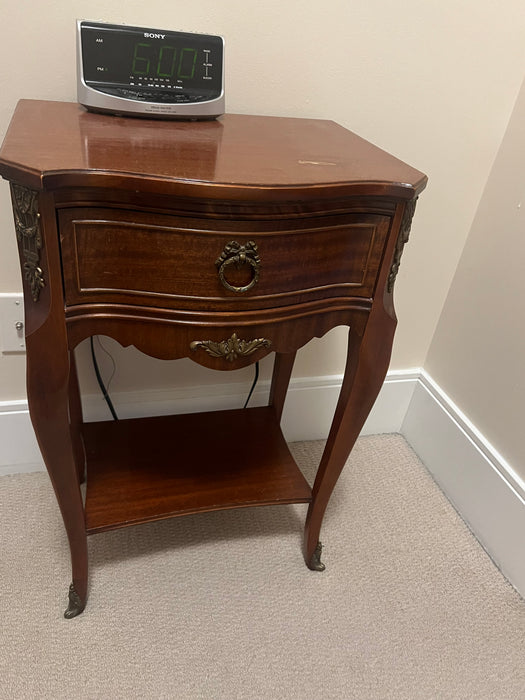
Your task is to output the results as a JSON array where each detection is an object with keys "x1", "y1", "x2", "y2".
[{"x1": 1, "y1": 434, "x2": 524, "y2": 699}]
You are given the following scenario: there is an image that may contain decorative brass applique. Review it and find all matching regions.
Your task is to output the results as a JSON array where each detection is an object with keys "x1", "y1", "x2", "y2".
[
  {"x1": 216, "y1": 240, "x2": 261, "y2": 293},
  {"x1": 11, "y1": 184, "x2": 44, "y2": 301},
  {"x1": 387, "y1": 197, "x2": 418, "y2": 293},
  {"x1": 190, "y1": 332, "x2": 271, "y2": 362}
]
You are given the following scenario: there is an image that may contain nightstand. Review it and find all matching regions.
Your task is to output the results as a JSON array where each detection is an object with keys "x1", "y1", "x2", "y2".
[{"x1": 0, "y1": 100, "x2": 426, "y2": 616}]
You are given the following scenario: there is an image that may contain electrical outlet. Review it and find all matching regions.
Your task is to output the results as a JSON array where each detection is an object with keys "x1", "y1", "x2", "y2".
[{"x1": 0, "y1": 293, "x2": 26, "y2": 353}]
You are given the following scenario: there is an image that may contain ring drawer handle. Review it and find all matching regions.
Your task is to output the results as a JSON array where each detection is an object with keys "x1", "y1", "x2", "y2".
[
  {"x1": 190, "y1": 332, "x2": 271, "y2": 362},
  {"x1": 215, "y1": 240, "x2": 260, "y2": 293}
]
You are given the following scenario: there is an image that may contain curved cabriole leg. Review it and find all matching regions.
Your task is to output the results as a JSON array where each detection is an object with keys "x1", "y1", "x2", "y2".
[
  {"x1": 303, "y1": 306, "x2": 397, "y2": 570},
  {"x1": 26, "y1": 332, "x2": 88, "y2": 618},
  {"x1": 12, "y1": 187, "x2": 88, "y2": 616}
]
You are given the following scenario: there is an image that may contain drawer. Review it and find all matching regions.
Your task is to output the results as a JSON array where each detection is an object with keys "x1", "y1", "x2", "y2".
[{"x1": 58, "y1": 208, "x2": 391, "y2": 310}]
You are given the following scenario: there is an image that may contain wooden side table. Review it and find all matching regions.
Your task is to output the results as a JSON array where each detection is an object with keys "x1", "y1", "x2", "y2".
[{"x1": 0, "y1": 100, "x2": 426, "y2": 617}]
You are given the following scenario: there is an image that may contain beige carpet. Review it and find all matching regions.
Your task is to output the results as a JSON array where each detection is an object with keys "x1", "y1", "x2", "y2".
[{"x1": 1, "y1": 434, "x2": 524, "y2": 699}]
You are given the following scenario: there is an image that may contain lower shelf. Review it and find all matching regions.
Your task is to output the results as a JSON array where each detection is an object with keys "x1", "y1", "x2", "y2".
[{"x1": 82, "y1": 406, "x2": 312, "y2": 535}]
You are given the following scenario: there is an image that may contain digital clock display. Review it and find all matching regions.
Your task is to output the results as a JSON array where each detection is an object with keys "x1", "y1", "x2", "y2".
[{"x1": 77, "y1": 21, "x2": 224, "y2": 119}]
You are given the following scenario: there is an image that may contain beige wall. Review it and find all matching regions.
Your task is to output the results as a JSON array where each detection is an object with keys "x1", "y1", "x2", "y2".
[
  {"x1": 425, "y1": 76, "x2": 525, "y2": 473},
  {"x1": 1, "y1": 1, "x2": 525, "y2": 400}
]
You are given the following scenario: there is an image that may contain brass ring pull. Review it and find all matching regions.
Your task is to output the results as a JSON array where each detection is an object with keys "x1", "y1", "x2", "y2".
[{"x1": 215, "y1": 240, "x2": 260, "y2": 293}]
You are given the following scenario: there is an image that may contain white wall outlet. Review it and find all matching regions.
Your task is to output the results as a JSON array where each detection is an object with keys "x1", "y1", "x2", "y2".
[{"x1": 0, "y1": 293, "x2": 26, "y2": 353}]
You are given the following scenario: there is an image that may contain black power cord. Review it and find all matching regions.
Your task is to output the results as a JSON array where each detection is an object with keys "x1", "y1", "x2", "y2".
[
  {"x1": 90, "y1": 336, "x2": 119, "y2": 421},
  {"x1": 90, "y1": 335, "x2": 258, "y2": 416},
  {"x1": 243, "y1": 361, "x2": 259, "y2": 409}
]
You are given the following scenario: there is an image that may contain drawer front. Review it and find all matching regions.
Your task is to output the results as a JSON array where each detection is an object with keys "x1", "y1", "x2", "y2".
[{"x1": 59, "y1": 208, "x2": 391, "y2": 310}]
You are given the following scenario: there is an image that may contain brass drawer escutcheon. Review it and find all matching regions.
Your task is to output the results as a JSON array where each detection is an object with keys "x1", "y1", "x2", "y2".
[
  {"x1": 190, "y1": 332, "x2": 271, "y2": 362},
  {"x1": 216, "y1": 240, "x2": 260, "y2": 293}
]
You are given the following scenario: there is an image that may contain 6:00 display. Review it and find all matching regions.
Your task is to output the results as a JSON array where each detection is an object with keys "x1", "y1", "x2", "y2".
[{"x1": 132, "y1": 42, "x2": 198, "y2": 79}]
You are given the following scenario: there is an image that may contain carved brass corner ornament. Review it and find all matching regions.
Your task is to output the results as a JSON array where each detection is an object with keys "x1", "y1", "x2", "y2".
[
  {"x1": 387, "y1": 197, "x2": 418, "y2": 293},
  {"x1": 11, "y1": 184, "x2": 45, "y2": 301},
  {"x1": 190, "y1": 332, "x2": 271, "y2": 362}
]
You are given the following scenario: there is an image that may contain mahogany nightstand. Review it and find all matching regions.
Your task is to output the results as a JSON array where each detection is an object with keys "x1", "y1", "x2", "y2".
[{"x1": 0, "y1": 100, "x2": 426, "y2": 617}]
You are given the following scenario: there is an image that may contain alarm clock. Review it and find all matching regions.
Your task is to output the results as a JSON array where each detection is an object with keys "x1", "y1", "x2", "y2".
[{"x1": 76, "y1": 20, "x2": 225, "y2": 119}]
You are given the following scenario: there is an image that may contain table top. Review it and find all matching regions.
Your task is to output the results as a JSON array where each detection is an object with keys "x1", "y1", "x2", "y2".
[{"x1": 0, "y1": 100, "x2": 426, "y2": 200}]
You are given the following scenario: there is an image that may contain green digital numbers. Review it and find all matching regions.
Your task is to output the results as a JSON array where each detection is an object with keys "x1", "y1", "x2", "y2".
[
  {"x1": 157, "y1": 46, "x2": 177, "y2": 78},
  {"x1": 132, "y1": 43, "x2": 151, "y2": 75},
  {"x1": 132, "y1": 42, "x2": 198, "y2": 80},
  {"x1": 178, "y1": 48, "x2": 197, "y2": 79}
]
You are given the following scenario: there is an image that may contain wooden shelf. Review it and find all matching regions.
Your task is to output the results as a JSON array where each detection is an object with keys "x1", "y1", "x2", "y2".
[{"x1": 83, "y1": 406, "x2": 312, "y2": 535}]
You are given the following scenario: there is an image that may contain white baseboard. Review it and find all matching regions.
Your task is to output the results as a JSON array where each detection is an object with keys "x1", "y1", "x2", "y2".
[
  {"x1": 402, "y1": 370, "x2": 525, "y2": 598},
  {"x1": 0, "y1": 369, "x2": 418, "y2": 476},
  {"x1": 0, "y1": 401, "x2": 44, "y2": 475}
]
